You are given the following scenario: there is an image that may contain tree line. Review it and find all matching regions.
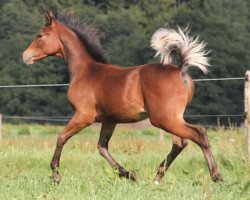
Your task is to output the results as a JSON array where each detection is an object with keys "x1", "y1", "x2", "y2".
[{"x1": 0, "y1": 0, "x2": 249, "y2": 125}]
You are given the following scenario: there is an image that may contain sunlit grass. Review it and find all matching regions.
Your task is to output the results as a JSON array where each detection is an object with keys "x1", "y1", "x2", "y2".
[{"x1": 0, "y1": 124, "x2": 249, "y2": 199}]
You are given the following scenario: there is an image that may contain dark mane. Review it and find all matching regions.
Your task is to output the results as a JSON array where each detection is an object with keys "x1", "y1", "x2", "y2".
[{"x1": 55, "y1": 12, "x2": 108, "y2": 63}]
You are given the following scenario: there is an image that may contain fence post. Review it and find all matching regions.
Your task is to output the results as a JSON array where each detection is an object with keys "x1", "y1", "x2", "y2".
[
  {"x1": 0, "y1": 114, "x2": 2, "y2": 143},
  {"x1": 245, "y1": 71, "x2": 250, "y2": 161}
]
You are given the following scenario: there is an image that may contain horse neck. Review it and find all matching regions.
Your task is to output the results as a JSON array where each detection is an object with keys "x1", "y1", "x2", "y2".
[{"x1": 58, "y1": 25, "x2": 94, "y2": 80}]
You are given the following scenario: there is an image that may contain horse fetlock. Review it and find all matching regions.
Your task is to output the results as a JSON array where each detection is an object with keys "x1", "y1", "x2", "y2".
[
  {"x1": 157, "y1": 166, "x2": 165, "y2": 175},
  {"x1": 153, "y1": 167, "x2": 165, "y2": 183}
]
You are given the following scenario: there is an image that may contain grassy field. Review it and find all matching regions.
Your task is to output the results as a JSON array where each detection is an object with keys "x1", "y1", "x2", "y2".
[{"x1": 0, "y1": 124, "x2": 249, "y2": 200}]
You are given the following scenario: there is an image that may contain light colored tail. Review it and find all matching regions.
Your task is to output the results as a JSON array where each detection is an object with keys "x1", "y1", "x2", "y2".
[{"x1": 151, "y1": 26, "x2": 209, "y2": 74}]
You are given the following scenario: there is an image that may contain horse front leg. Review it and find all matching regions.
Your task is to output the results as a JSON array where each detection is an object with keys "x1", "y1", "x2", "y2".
[
  {"x1": 50, "y1": 112, "x2": 94, "y2": 182},
  {"x1": 98, "y1": 122, "x2": 137, "y2": 181}
]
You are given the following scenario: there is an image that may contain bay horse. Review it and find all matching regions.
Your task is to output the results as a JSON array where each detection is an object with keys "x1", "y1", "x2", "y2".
[{"x1": 23, "y1": 11, "x2": 223, "y2": 183}]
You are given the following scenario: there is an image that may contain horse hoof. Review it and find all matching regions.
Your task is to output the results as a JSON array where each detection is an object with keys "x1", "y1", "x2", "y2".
[
  {"x1": 119, "y1": 171, "x2": 138, "y2": 181},
  {"x1": 52, "y1": 176, "x2": 61, "y2": 183},
  {"x1": 124, "y1": 171, "x2": 137, "y2": 181},
  {"x1": 52, "y1": 172, "x2": 62, "y2": 183},
  {"x1": 128, "y1": 171, "x2": 138, "y2": 181},
  {"x1": 212, "y1": 174, "x2": 223, "y2": 182},
  {"x1": 154, "y1": 180, "x2": 160, "y2": 185},
  {"x1": 153, "y1": 173, "x2": 163, "y2": 185}
]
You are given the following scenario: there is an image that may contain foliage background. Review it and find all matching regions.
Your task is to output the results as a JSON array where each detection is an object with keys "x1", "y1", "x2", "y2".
[{"x1": 0, "y1": 0, "x2": 249, "y2": 125}]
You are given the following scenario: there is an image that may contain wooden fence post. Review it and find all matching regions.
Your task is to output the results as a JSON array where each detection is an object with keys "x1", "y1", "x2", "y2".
[
  {"x1": 245, "y1": 71, "x2": 250, "y2": 161},
  {"x1": 0, "y1": 114, "x2": 2, "y2": 143}
]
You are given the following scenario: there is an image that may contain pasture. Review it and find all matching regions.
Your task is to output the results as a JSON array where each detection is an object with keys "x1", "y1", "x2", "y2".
[{"x1": 0, "y1": 124, "x2": 249, "y2": 200}]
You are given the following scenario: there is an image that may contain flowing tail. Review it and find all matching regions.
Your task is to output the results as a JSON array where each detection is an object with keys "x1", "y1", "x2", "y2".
[{"x1": 150, "y1": 26, "x2": 209, "y2": 74}]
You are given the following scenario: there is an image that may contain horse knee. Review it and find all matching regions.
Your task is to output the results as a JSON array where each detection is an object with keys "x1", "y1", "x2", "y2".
[
  {"x1": 70, "y1": 120, "x2": 87, "y2": 130},
  {"x1": 68, "y1": 116, "x2": 93, "y2": 132},
  {"x1": 57, "y1": 134, "x2": 69, "y2": 147},
  {"x1": 73, "y1": 121, "x2": 85, "y2": 130}
]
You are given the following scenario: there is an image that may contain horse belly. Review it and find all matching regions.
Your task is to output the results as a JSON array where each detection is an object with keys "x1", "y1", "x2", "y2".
[
  {"x1": 95, "y1": 101, "x2": 148, "y2": 123},
  {"x1": 113, "y1": 106, "x2": 148, "y2": 123}
]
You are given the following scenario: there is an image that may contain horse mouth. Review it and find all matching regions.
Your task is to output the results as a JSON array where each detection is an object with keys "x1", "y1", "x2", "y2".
[
  {"x1": 24, "y1": 58, "x2": 34, "y2": 65},
  {"x1": 23, "y1": 55, "x2": 35, "y2": 65}
]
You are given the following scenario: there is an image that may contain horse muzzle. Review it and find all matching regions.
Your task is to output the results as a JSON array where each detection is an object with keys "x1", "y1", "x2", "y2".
[{"x1": 23, "y1": 50, "x2": 35, "y2": 65}]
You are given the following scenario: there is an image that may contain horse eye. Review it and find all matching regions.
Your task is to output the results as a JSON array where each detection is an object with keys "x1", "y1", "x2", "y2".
[{"x1": 37, "y1": 34, "x2": 43, "y2": 39}]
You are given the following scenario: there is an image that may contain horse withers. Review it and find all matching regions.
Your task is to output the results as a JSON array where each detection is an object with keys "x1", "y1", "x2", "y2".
[{"x1": 23, "y1": 10, "x2": 222, "y2": 183}]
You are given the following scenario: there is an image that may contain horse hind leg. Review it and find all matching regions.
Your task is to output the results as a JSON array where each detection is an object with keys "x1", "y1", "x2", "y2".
[
  {"x1": 154, "y1": 135, "x2": 188, "y2": 184},
  {"x1": 185, "y1": 123, "x2": 223, "y2": 182},
  {"x1": 152, "y1": 118, "x2": 223, "y2": 182}
]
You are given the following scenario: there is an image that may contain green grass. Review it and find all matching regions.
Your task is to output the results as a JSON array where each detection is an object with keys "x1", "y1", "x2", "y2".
[{"x1": 0, "y1": 124, "x2": 249, "y2": 200}]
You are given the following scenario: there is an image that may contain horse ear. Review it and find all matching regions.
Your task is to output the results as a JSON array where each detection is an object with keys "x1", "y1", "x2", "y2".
[{"x1": 44, "y1": 10, "x2": 55, "y2": 26}]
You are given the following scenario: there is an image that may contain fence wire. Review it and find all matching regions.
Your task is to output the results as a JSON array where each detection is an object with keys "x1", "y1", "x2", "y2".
[
  {"x1": 0, "y1": 77, "x2": 245, "y2": 88},
  {"x1": 193, "y1": 77, "x2": 245, "y2": 82}
]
